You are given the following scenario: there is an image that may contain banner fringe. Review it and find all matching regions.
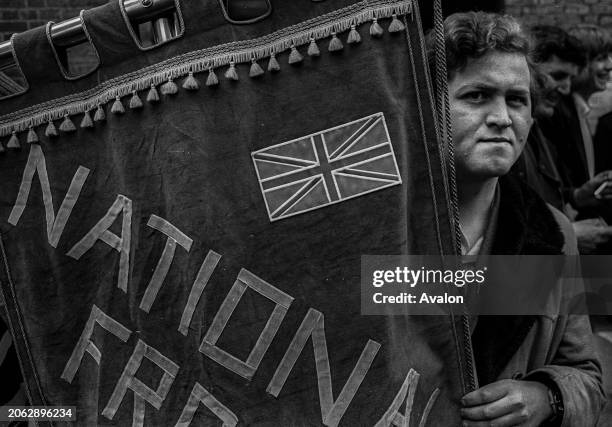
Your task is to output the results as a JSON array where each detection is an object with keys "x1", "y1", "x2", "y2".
[{"x1": 0, "y1": 0, "x2": 412, "y2": 145}]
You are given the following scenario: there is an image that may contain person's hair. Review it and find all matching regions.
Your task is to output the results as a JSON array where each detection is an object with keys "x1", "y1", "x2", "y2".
[
  {"x1": 568, "y1": 24, "x2": 612, "y2": 61},
  {"x1": 425, "y1": 12, "x2": 535, "y2": 108},
  {"x1": 530, "y1": 25, "x2": 586, "y2": 68},
  {"x1": 426, "y1": 11, "x2": 532, "y2": 82}
]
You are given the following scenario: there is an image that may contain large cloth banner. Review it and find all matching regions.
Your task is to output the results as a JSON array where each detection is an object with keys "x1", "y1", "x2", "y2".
[{"x1": 0, "y1": 0, "x2": 470, "y2": 425}]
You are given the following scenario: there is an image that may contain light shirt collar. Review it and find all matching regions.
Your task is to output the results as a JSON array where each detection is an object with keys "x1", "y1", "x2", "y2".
[
  {"x1": 573, "y1": 93, "x2": 591, "y2": 117},
  {"x1": 572, "y1": 93, "x2": 596, "y2": 178}
]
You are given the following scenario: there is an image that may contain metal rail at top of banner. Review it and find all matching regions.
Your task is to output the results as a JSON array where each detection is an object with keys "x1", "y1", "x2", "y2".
[
  {"x1": 0, "y1": 0, "x2": 177, "y2": 70},
  {"x1": 0, "y1": 0, "x2": 275, "y2": 72}
]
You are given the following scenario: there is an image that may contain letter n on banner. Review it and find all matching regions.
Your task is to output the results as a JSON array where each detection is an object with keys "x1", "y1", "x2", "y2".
[
  {"x1": 66, "y1": 195, "x2": 132, "y2": 292},
  {"x1": 8, "y1": 144, "x2": 89, "y2": 248},
  {"x1": 61, "y1": 305, "x2": 131, "y2": 383},
  {"x1": 175, "y1": 382, "x2": 238, "y2": 427},
  {"x1": 199, "y1": 268, "x2": 294, "y2": 380},
  {"x1": 267, "y1": 308, "x2": 381, "y2": 427},
  {"x1": 102, "y1": 339, "x2": 179, "y2": 426}
]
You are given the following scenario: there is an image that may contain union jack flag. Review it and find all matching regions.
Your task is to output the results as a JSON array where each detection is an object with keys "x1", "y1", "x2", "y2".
[{"x1": 252, "y1": 113, "x2": 402, "y2": 221}]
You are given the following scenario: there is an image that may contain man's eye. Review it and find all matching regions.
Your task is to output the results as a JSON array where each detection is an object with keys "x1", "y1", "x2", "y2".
[
  {"x1": 549, "y1": 72, "x2": 567, "y2": 81},
  {"x1": 508, "y1": 95, "x2": 529, "y2": 106},
  {"x1": 594, "y1": 54, "x2": 608, "y2": 62},
  {"x1": 464, "y1": 91, "x2": 486, "y2": 102}
]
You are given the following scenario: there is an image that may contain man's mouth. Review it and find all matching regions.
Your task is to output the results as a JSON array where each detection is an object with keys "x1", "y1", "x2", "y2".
[
  {"x1": 596, "y1": 72, "x2": 610, "y2": 84},
  {"x1": 479, "y1": 137, "x2": 512, "y2": 143}
]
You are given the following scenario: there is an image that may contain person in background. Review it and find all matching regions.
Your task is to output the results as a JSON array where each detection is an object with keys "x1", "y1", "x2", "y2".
[
  {"x1": 428, "y1": 12, "x2": 604, "y2": 426},
  {"x1": 539, "y1": 25, "x2": 612, "y2": 225},
  {"x1": 512, "y1": 25, "x2": 584, "y2": 211},
  {"x1": 512, "y1": 25, "x2": 612, "y2": 254}
]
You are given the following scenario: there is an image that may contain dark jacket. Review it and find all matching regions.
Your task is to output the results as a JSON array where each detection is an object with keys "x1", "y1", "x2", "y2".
[
  {"x1": 512, "y1": 122, "x2": 565, "y2": 211},
  {"x1": 472, "y1": 175, "x2": 605, "y2": 427},
  {"x1": 540, "y1": 95, "x2": 590, "y2": 192},
  {"x1": 594, "y1": 111, "x2": 612, "y2": 174}
]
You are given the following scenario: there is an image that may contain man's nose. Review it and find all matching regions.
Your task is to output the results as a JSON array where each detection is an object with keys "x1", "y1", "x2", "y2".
[{"x1": 485, "y1": 99, "x2": 512, "y2": 128}]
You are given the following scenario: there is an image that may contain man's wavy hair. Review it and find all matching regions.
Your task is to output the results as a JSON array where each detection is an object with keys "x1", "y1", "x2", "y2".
[
  {"x1": 531, "y1": 25, "x2": 586, "y2": 68},
  {"x1": 567, "y1": 24, "x2": 612, "y2": 61},
  {"x1": 426, "y1": 12, "x2": 535, "y2": 100}
]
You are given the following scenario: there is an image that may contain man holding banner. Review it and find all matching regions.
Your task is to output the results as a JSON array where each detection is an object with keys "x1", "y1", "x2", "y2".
[{"x1": 428, "y1": 11, "x2": 605, "y2": 426}]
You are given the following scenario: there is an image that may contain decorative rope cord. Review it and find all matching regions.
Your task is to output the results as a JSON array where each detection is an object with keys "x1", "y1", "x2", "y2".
[
  {"x1": 0, "y1": 0, "x2": 411, "y2": 149},
  {"x1": 433, "y1": 0, "x2": 477, "y2": 393}
]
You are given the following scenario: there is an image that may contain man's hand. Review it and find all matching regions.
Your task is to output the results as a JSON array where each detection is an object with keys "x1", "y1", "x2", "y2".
[
  {"x1": 573, "y1": 171, "x2": 612, "y2": 208},
  {"x1": 461, "y1": 379, "x2": 552, "y2": 426},
  {"x1": 572, "y1": 218, "x2": 612, "y2": 253}
]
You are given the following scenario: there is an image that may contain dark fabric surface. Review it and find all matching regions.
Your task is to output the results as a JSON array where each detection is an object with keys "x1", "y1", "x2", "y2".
[
  {"x1": 594, "y1": 111, "x2": 612, "y2": 174},
  {"x1": 0, "y1": 317, "x2": 22, "y2": 405},
  {"x1": 539, "y1": 95, "x2": 589, "y2": 195},
  {"x1": 511, "y1": 122, "x2": 565, "y2": 211},
  {"x1": 0, "y1": 1, "x2": 464, "y2": 425}
]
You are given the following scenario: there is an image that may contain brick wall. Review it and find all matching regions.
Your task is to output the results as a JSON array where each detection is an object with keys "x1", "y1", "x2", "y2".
[
  {"x1": 505, "y1": 0, "x2": 612, "y2": 31},
  {"x1": 0, "y1": 0, "x2": 107, "y2": 42}
]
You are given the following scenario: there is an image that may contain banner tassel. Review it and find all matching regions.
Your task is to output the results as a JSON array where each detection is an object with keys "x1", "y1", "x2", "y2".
[
  {"x1": 111, "y1": 96, "x2": 125, "y2": 114},
  {"x1": 206, "y1": 68, "x2": 219, "y2": 86},
  {"x1": 27, "y1": 127, "x2": 39, "y2": 144},
  {"x1": 94, "y1": 105, "x2": 106, "y2": 121},
  {"x1": 288, "y1": 45, "x2": 303, "y2": 64},
  {"x1": 249, "y1": 59, "x2": 265, "y2": 78},
  {"x1": 307, "y1": 37, "x2": 321, "y2": 57},
  {"x1": 388, "y1": 13, "x2": 406, "y2": 32},
  {"x1": 80, "y1": 111, "x2": 94, "y2": 128},
  {"x1": 182, "y1": 71, "x2": 200, "y2": 90},
  {"x1": 347, "y1": 24, "x2": 361, "y2": 44},
  {"x1": 328, "y1": 32, "x2": 344, "y2": 51},
  {"x1": 59, "y1": 115, "x2": 76, "y2": 132},
  {"x1": 225, "y1": 61, "x2": 239, "y2": 81},
  {"x1": 161, "y1": 78, "x2": 178, "y2": 95},
  {"x1": 370, "y1": 18, "x2": 384, "y2": 37},
  {"x1": 45, "y1": 120, "x2": 58, "y2": 137},
  {"x1": 129, "y1": 91, "x2": 143, "y2": 109},
  {"x1": 267, "y1": 53, "x2": 280, "y2": 72},
  {"x1": 146, "y1": 84, "x2": 160, "y2": 102},
  {"x1": 7, "y1": 131, "x2": 20, "y2": 148}
]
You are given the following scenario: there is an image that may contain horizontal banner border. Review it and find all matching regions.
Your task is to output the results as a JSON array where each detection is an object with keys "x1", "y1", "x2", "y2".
[{"x1": 0, "y1": 0, "x2": 412, "y2": 138}]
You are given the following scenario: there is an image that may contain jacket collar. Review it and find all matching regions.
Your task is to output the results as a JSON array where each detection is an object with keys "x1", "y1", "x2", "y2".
[{"x1": 472, "y1": 174, "x2": 565, "y2": 385}]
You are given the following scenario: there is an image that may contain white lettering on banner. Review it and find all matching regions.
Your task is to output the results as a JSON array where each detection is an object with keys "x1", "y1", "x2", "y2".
[
  {"x1": 3, "y1": 150, "x2": 443, "y2": 423},
  {"x1": 139, "y1": 215, "x2": 194, "y2": 312},
  {"x1": 178, "y1": 250, "x2": 222, "y2": 336},
  {"x1": 7, "y1": 144, "x2": 89, "y2": 248},
  {"x1": 199, "y1": 268, "x2": 294, "y2": 380},
  {"x1": 61, "y1": 305, "x2": 132, "y2": 383},
  {"x1": 66, "y1": 195, "x2": 132, "y2": 292},
  {"x1": 175, "y1": 382, "x2": 238, "y2": 427},
  {"x1": 102, "y1": 339, "x2": 179, "y2": 426},
  {"x1": 266, "y1": 308, "x2": 381, "y2": 427},
  {"x1": 374, "y1": 369, "x2": 440, "y2": 427}
]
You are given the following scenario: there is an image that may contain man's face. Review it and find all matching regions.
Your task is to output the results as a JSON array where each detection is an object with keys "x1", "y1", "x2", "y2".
[
  {"x1": 535, "y1": 56, "x2": 580, "y2": 117},
  {"x1": 573, "y1": 52, "x2": 612, "y2": 96},
  {"x1": 449, "y1": 51, "x2": 533, "y2": 183},
  {"x1": 538, "y1": 55, "x2": 580, "y2": 96}
]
